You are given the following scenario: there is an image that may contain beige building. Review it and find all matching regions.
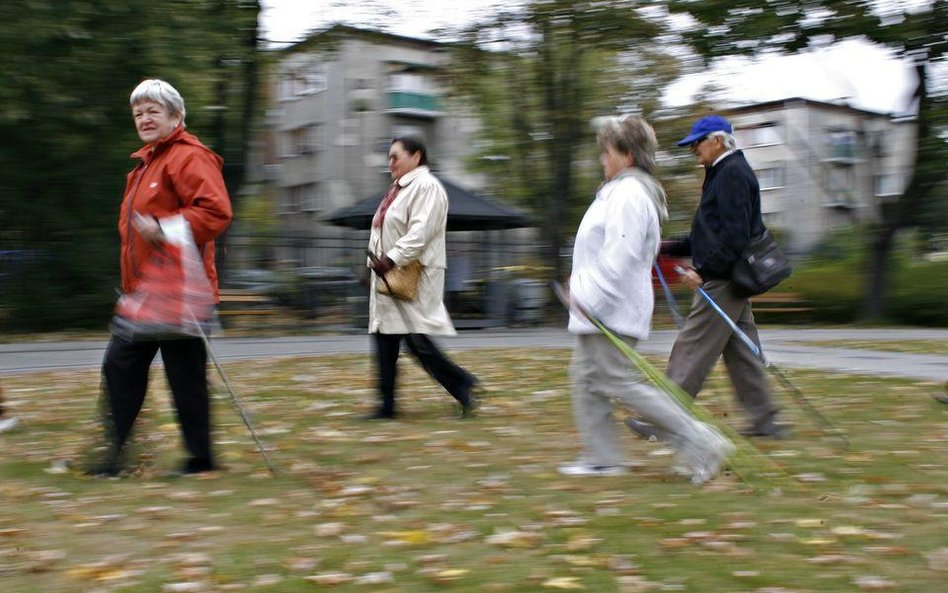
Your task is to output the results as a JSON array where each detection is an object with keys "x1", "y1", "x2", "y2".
[{"x1": 725, "y1": 98, "x2": 915, "y2": 252}]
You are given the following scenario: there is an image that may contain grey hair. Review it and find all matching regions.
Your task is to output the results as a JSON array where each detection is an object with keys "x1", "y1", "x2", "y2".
[
  {"x1": 130, "y1": 79, "x2": 186, "y2": 126},
  {"x1": 597, "y1": 115, "x2": 659, "y2": 175},
  {"x1": 707, "y1": 130, "x2": 736, "y2": 151}
]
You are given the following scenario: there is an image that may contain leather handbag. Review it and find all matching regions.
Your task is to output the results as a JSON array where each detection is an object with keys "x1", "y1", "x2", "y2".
[
  {"x1": 730, "y1": 229, "x2": 792, "y2": 296},
  {"x1": 376, "y1": 259, "x2": 423, "y2": 301}
]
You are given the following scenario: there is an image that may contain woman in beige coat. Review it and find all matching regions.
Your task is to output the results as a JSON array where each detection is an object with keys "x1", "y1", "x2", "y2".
[{"x1": 366, "y1": 136, "x2": 479, "y2": 419}]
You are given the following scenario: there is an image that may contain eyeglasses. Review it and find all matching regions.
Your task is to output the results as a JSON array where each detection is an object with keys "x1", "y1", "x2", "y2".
[{"x1": 689, "y1": 136, "x2": 709, "y2": 150}]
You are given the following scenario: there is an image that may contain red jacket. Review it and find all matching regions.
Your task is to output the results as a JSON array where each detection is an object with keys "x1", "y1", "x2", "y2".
[{"x1": 119, "y1": 126, "x2": 232, "y2": 300}]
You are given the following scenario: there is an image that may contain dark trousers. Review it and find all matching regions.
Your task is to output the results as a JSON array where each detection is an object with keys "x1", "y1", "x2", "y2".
[
  {"x1": 373, "y1": 333, "x2": 477, "y2": 416},
  {"x1": 101, "y1": 334, "x2": 213, "y2": 465}
]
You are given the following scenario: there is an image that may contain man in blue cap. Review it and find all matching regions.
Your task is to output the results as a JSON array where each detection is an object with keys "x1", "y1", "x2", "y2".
[{"x1": 627, "y1": 114, "x2": 784, "y2": 439}]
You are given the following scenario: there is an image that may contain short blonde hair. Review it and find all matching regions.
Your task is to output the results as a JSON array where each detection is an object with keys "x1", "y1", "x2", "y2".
[
  {"x1": 597, "y1": 115, "x2": 658, "y2": 175},
  {"x1": 130, "y1": 79, "x2": 186, "y2": 126}
]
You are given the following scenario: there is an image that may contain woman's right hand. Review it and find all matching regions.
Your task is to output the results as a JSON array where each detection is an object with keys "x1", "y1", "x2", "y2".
[{"x1": 133, "y1": 212, "x2": 165, "y2": 245}]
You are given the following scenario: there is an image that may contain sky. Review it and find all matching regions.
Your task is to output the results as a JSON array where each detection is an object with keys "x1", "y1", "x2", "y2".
[{"x1": 259, "y1": 0, "x2": 921, "y2": 115}]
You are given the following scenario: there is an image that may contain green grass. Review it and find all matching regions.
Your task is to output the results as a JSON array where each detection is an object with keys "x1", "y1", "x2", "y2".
[
  {"x1": 1, "y1": 349, "x2": 946, "y2": 592},
  {"x1": 790, "y1": 339, "x2": 948, "y2": 356}
]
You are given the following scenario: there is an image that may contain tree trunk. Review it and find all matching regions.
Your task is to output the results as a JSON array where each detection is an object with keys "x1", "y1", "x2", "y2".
[{"x1": 862, "y1": 61, "x2": 932, "y2": 319}]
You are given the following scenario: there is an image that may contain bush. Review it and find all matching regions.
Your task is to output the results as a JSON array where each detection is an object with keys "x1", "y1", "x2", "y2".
[
  {"x1": 888, "y1": 259, "x2": 948, "y2": 326},
  {"x1": 788, "y1": 233, "x2": 948, "y2": 326}
]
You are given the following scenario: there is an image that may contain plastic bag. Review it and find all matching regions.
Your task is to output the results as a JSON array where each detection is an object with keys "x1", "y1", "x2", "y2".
[{"x1": 111, "y1": 214, "x2": 215, "y2": 341}]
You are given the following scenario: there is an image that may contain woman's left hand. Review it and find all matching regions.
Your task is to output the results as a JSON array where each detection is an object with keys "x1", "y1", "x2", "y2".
[{"x1": 370, "y1": 255, "x2": 396, "y2": 276}]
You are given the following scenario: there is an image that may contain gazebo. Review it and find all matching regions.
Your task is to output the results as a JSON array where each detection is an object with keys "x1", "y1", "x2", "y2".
[
  {"x1": 324, "y1": 179, "x2": 536, "y2": 327},
  {"x1": 324, "y1": 179, "x2": 532, "y2": 231}
]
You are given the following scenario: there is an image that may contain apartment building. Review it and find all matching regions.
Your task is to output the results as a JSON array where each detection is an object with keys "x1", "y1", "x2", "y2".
[
  {"x1": 725, "y1": 98, "x2": 915, "y2": 252},
  {"x1": 258, "y1": 25, "x2": 483, "y2": 268}
]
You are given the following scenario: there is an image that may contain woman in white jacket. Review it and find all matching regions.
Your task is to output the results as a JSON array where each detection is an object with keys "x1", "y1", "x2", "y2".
[
  {"x1": 366, "y1": 136, "x2": 479, "y2": 420},
  {"x1": 561, "y1": 116, "x2": 732, "y2": 484}
]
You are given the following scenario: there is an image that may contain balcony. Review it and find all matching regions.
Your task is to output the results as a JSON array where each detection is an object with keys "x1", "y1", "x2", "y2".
[{"x1": 386, "y1": 91, "x2": 442, "y2": 119}]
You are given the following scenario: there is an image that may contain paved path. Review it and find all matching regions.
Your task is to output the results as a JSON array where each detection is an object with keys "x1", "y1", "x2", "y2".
[{"x1": 2, "y1": 327, "x2": 945, "y2": 382}]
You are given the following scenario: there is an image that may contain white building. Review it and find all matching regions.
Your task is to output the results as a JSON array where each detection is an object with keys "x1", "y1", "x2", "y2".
[
  {"x1": 724, "y1": 98, "x2": 915, "y2": 252},
  {"x1": 259, "y1": 25, "x2": 484, "y2": 267}
]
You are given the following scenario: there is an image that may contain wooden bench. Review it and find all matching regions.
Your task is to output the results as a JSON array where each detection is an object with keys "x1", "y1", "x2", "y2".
[
  {"x1": 217, "y1": 289, "x2": 280, "y2": 326},
  {"x1": 750, "y1": 291, "x2": 815, "y2": 317}
]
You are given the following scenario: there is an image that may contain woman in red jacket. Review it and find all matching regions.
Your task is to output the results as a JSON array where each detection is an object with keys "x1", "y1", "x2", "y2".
[{"x1": 90, "y1": 79, "x2": 232, "y2": 477}]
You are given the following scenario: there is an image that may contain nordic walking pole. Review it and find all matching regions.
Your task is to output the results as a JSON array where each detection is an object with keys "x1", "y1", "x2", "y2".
[
  {"x1": 677, "y1": 267, "x2": 848, "y2": 447},
  {"x1": 654, "y1": 260, "x2": 685, "y2": 328},
  {"x1": 194, "y1": 321, "x2": 279, "y2": 474},
  {"x1": 550, "y1": 281, "x2": 793, "y2": 490}
]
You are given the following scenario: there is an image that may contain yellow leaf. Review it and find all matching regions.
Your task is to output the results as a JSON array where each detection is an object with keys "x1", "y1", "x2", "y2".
[
  {"x1": 542, "y1": 576, "x2": 585, "y2": 590},
  {"x1": 377, "y1": 530, "x2": 432, "y2": 545}
]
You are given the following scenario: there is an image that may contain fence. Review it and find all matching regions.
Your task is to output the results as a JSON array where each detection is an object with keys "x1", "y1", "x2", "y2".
[{"x1": 218, "y1": 231, "x2": 555, "y2": 331}]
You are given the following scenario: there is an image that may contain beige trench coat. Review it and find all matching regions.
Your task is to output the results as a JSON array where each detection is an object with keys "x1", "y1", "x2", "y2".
[{"x1": 367, "y1": 166, "x2": 456, "y2": 336}]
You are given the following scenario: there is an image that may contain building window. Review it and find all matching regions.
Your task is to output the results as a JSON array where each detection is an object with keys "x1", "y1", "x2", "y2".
[
  {"x1": 736, "y1": 122, "x2": 782, "y2": 147},
  {"x1": 825, "y1": 129, "x2": 858, "y2": 160},
  {"x1": 280, "y1": 183, "x2": 319, "y2": 214},
  {"x1": 756, "y1": 166, "x2": 785, "y2": 190},
  {"x1": 278, "y1": 64, "x2": 328, "y2": 101},
  {"x1": 389, "y1": 71, "x2": 432, "y2": 94},
  {"x1": 867, "y1": 130, "x2": 888, "y2": 159},
  {"x1": 824, "y1": 165, "x2": 856, "y2": 208},
  {"x1": 281, "y1": 125, "x2": 321, "y2": 157},
  {"x1": 874, "y1": 173, "x2": 903, "y2": 197}
]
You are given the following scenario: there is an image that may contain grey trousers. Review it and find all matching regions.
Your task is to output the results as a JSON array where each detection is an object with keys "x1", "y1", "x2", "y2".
[
  {"x1": 666, "y1": 279, "x2": 778, "y2": 429},
  {"x1": 570, "y1": 333, "x2": 705, "y2": 467}
]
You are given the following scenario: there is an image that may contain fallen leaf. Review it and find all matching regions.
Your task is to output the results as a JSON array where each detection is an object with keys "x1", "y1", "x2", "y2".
[
  {"x1": 542, "y1": 576, "x2": 585, "y2": 589},
  {"x1": 486, "y1": 530, "x2": 542, "y2": 548},
  {"x1": 925, "y1": 547, "x2": 948, "y2": 572}
]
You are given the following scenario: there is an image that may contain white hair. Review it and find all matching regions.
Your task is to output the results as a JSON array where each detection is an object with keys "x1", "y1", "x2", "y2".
[
  {"x1": 707, "y1": 130, "x2": 736, "y2": 151},
  {"x1": 130, "y1": 79, "x2": 186, "y2": 126}
]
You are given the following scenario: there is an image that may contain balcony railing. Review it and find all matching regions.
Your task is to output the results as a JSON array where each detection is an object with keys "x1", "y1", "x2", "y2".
[{"x1": 386, "y1": 91, "x2": 442, "y2": 118}]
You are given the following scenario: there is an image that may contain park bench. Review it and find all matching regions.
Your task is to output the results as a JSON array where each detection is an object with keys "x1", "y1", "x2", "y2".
[
  {"x1": 750, "y1": 291, "x2": 815, "y2": 320},
  {"x1": 217, "y1": 288, "x2": 280, "y2": 327}
]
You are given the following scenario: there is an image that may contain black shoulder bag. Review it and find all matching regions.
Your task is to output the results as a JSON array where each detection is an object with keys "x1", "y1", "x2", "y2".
[{"x1": 730, "y1": 228, "x2": 792, "y2": 296}]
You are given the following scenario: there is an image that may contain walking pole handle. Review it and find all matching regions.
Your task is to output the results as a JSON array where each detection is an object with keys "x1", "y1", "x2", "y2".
[{"x1": 674, "y1": 266, "x2": 763, "y2": 360}]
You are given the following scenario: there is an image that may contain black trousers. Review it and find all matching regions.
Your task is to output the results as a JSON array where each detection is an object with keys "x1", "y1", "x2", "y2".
[
  {"x1": 101, "y1": 334, "x2": 213, "y2": 465},
  {"x1": 373, "y1": 333, "x2": 477, "y2": 416}
]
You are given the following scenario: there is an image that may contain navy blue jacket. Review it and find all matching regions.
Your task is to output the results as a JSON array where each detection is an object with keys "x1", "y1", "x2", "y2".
[{"x1": 664, "y1": 150, "x2": 764, "y2": 280}]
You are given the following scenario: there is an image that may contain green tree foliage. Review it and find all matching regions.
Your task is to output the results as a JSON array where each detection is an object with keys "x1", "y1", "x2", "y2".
[
  {"x1": 0, "y1": 0, "x2": 260, "y2": 331},
  {"x1": 666, "y1": 0, "x2": 948, "y2": 318},
  {"x1": 447, "y1": 1, "x2": 668, "y2": 280}
]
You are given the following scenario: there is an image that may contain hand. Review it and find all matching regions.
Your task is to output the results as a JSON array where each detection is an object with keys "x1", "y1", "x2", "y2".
[
  {"x1": 370, "y1": 255, "x2": 396, "y2": 276},
  {"x1": 133, "y1": 212, "x2": 164, "y2": 245},
  {"x1": 676, "y1": 266, "x2": 704, "y2": 291}
]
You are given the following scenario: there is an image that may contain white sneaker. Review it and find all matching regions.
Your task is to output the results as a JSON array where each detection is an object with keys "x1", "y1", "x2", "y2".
[
  {"x1": 0, "y1": 416, "x2": 19, "y2": 433},
  {"x1": 679, "y1": 424, "x2": 734, "y2": 485},
  {"x1": 557, "y1": 462, "x2": 627, "y2": 477}
]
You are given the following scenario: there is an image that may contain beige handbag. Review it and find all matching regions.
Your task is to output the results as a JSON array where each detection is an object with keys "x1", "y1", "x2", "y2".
[{"x1": 368, "y1": 250, "x2": 423, "y2": 301}]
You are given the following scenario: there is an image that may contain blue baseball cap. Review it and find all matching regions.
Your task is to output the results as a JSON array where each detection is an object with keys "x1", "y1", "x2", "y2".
[{"x1": 676, "y1": 115, "x2": 732, "y2": 146}]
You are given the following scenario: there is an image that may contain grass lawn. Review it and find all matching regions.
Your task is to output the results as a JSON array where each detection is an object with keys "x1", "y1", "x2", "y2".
[
  {"x1": 790, "y1": 339, "x2": 948, "y2": 356},
  {"x1": 1, "y1": 348, "x2": 946, "y2": 592}
]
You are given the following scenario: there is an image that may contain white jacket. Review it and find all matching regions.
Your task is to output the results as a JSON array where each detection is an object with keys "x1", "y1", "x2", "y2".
[
  {"x1": 568, "y1": 168, "x2": 666, "y2": 338},
  {"x1": 368, "y1": 166, "x2": 456, "y2": 335}
]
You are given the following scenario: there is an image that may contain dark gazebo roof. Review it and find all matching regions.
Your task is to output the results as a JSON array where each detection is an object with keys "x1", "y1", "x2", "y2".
[{"x1": 324, "y1": 179, "x2": 532, "y2": 231}]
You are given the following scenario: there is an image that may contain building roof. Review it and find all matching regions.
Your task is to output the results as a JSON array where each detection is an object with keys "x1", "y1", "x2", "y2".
[{"x1": 324, "y1": 179, "x2": 532, "y2": 231}]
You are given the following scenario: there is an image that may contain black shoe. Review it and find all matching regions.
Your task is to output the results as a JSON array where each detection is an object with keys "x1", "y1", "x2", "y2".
[
  {"x1": 182, "y1": 458, "x2": 217, "y2": 474},
  {"x1": 625, "y1": 417, "x2": 667, "y2": 441},
  {"x1": 363, "y1": 409, "x2": 396, "y2": 421},
  {"x1": 163, "y1": 459, "x2": 218, "y2": 478},
  {"x1": 738, "y1": 423, "x2": 788, "y2": 439},
  {"x1": 459, "y1": 383, "x2": 483, "y2": 418},
  {"x1": 84, "y1": 461, "x2": 122, "y2": 478}
]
